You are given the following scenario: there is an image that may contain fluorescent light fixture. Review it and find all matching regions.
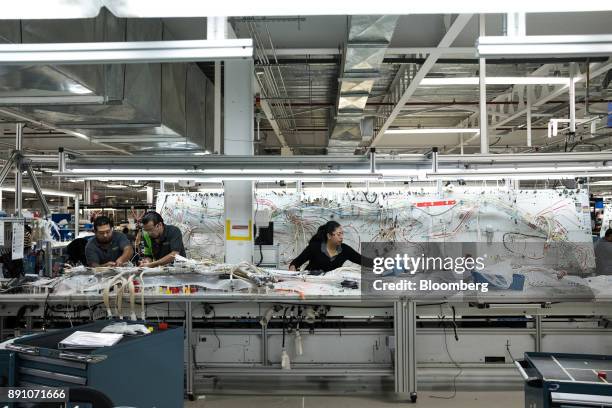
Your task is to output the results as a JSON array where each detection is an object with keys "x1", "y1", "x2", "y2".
[
  {"x1": 70, "y1": 131, "x2": 90, "y2": 141},
  {"x1": 421, "y1": 77, "x2": 570, "y2": 86},
  {"x1": 385, "y1": 128, "x2": 480, "y2": 135},
  {"x1": 427, "y1": 166, "x2": 612, "y2": 180},
  {"x1": 68, "y1": 168, "x2": 373, "y2": 175},
  {"x1": 59, "y1": 171, "x2": 384, "y2": 182},
  {"x1": 0, "y1": 96, "x2": 104, "y2": 106},
  {"x1": 0, "y1": 39, "x2": 253, "y2": 65},
  {"x1": 106, "y1": 184, "x2": 127, "y2": 189},
  {"x1": 0, "y1": 186, "x2": 76, "y2": 198},
  {"x1": 477, "y1": 35, "x2": 612, "y2": 58},
  {"x1": 197, "y1": 187, "x2": 225, "y2": 193}
]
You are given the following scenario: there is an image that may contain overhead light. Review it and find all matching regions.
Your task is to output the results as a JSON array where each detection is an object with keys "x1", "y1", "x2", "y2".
[
  {"x1": 0, "y1": 186, "x2": 76, "y2": 198},
  {"x1": 197, "y1": 187, "x2": 225, "y2": 193},
  {"x1": 0, "y1": 39, "x2": 253, "y2": 65},
  {"x1": 60, "y1": 171, "x2": 384, "y2": 182},
  {"x1": 70, "y1": 131, "x2": 90, "y2": 141},
  {"x1": 427, "y1": 166, "x2": 612, "y2": 180},
  {"x1": 477, "y1": 35, "x2": 612, "y2": 58},
  {"x1": 385, "y1": 128, "x2": 480, "y2": 134},
  {"x1": 106, "y1": 184, "x2": 127, "y2": 189},
  {"x1": 68, "y1": 168, "x2": 368, "y2": 175},
  {"x1": 421, "y1": 77, "x2": 570, "y2": 86}
]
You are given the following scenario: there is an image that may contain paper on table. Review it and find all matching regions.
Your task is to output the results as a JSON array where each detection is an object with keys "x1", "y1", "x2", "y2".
[{"x1": 59, "y1": 331, "x2": 123, "y2": 349}]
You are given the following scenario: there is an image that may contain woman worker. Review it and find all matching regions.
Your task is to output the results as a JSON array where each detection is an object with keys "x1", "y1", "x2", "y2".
[{"x1": 289, "y1": 221, "x2": 371, "y2": 274}]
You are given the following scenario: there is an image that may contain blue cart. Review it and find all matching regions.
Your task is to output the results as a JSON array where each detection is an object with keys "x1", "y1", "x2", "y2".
[{"x1": 4, "y1": 320, "x2": 184, "y2": 408}]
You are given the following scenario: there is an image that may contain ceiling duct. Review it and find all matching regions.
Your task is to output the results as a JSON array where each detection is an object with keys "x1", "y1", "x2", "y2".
[
  {"x1": 0, "y1": 10, "x2": 214, "y2": 153},
  {"x1": 327, "y1": 15, "x2": 398, "y2": 154}
]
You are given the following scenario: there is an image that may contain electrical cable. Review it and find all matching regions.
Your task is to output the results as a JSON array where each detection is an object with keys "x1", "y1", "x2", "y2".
[
  {"x1": 506, "y1": 340, "x2": 516, "y2": 363},
  {"x1": 211, "y1": 308, "x2": 221, "y2": 348},
  {"x1": 429, "y1": 305, "x2": 462, "y2": 400},
  {"x1": 257, "y1": 244, "x2": 264, "y2": 267}
]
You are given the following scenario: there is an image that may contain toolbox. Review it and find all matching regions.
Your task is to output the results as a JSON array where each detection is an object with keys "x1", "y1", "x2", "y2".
[{"x1": 5, "y1": 320, "x2": 184, "y2": 408}]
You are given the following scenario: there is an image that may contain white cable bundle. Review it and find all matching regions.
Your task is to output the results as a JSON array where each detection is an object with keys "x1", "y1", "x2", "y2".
[
  {"x1": 294, "y1": 329, "x2": 303, "y2": 356},
  {"x1": 281, "y1": 349, "x2": 291, "y2": 370},
  {"x1": 260, "y1": 307, "x2": 275, "y2": 328}
]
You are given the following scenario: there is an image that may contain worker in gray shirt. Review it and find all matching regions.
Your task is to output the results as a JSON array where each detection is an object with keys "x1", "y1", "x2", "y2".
[
  {"x1": 138, "y1": 211, "x2": 186, "y2": 268},
  {"x1": 595, "y1": 228, "x2": 612, "y2": 275},
  {"x1": 85, "y1": 216, "x2": 133, "y2": 267}
]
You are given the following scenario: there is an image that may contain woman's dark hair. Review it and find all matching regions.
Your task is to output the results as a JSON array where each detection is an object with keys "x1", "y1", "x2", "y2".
[{"x1": 309, "y1": 220, "x2": 341, "y2": 244}]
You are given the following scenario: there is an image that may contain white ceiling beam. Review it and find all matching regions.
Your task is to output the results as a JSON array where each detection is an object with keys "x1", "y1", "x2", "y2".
[
  {"x1": 0, "y1": 39, "x2": 253, "y2": 65},
  {"x1": 369, "y1": 14, "x2": 474, "y2": 148},
  {"x1": 6, "y1": 1, "x2": 609, "y2": 19}
]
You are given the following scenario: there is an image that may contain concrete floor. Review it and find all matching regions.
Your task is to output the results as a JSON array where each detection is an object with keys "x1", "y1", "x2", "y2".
[{"x1": 184, "y1": 392, "x2": 524, "y2": 407}]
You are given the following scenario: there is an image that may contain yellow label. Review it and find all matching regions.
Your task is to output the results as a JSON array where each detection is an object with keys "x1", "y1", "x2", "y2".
[{"x1": 225, "y1": 219, "x2": 252, "y2": 241}]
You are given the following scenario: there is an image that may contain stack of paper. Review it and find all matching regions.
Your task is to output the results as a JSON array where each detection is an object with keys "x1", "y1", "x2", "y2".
[{"x1": 59, "y1": 331, "x2": 123, "y2": 349}]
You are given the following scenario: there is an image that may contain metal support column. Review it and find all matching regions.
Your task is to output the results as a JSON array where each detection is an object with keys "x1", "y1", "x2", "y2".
[
  {"x1": 84, "y1": 180, "x2": 92, "y2": 205},
  {"x1": 394, "y1": 300, "x2": 417, "y2": 402},
  {"x1": 479, "y1": 15, "x2": 488, "y2": 154},
  {"x1": 535, "y1": 315, "x2": 543, "y2": 352},
  {"x1": 146, "y1": 186, "x2": 154, "y2": 205},
  {"x1": 569, "y1": 62, "x2": 576, "y2": 134},
  {"x1": 526, "y1": 87, "x2": 532, "y2": 147},
  {"x1": 74, "y1": 197, "x2": 79, "y2": 237},
  {"x1": 185, "y1": 301, "x2": 194, "y2": 399},
  {"x1": 208, "y1": 16, "x2": 226, "y2": 155},
  {"x1": 223, "y1": 58, "x2": 254, "y2": 264},
  {"x1": 214, "y1": 62, "x2": 222, "y2": 154},
  {"x1": 506, "y1": 13, "x2": 526, "y2": 36},
  {"x1": 44, "y1": 241, "x2": 52, "y2": 277},
  {"x1": 262, "y1": 325, "x2": 269, "y2": 366},
  {"x1": 15, "y1": 123, "x2": 23, "y2": 216}
]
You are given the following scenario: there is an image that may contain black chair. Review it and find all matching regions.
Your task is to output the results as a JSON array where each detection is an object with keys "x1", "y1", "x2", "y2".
[{"x1": 65, "y1": 237, "x2": 90, "y2": 266}]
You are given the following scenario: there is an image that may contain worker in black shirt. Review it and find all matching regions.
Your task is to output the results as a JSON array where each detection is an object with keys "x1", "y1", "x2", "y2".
[
  {"x1": 289, "y1": 220, "x2": 371, "y2": 274},
  {"x1": 138, "y1": 211, "x2": 186, "y2": 268}
]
